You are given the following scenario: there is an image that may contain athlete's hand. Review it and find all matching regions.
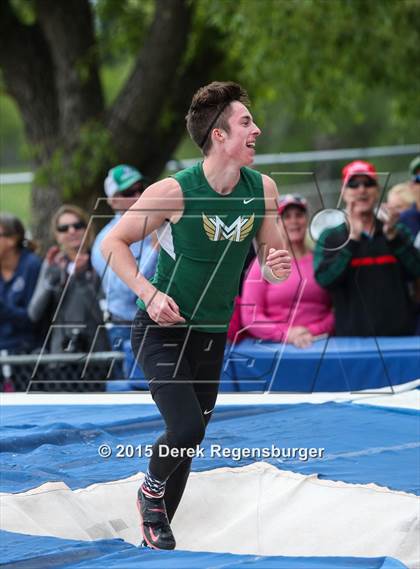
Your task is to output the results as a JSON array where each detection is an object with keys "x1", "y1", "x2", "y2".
[
  {"x1": 266, "y1": 248, "x2": 291, "y2": 281},
  {"x1": 145, "y1": 290, "x2": 186, "y2": 326}
]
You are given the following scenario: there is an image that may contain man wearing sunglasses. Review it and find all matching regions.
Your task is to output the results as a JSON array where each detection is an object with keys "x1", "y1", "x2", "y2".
[
  {"x1": 399, "y1": 156, "x2": 420, "y2": 334},
  {"x1": 91, "y1": 165, "x2": 158, "y2": 362},
  {"x1": 314, "y1": 160, "x2": 420, "y2": 337},
  {"x1": 400, "y1": 156, "x2": 420, "y2": 247}
]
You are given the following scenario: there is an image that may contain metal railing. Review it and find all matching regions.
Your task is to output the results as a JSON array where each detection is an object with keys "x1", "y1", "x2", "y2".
[
  {"x1": 0, "y1": 351, "x2": 125, "y2": 393},
  {"x1": 2, "y1": 144, "x2": 419, "y2": 185}
]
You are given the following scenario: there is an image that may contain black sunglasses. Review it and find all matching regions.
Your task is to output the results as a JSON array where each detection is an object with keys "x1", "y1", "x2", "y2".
[
  {"x1": 56, "y1": 221, "x2": 86, "y2": 233},
  {"x1": 346, "y1": 179, "x2": 377, "y2": 189}
]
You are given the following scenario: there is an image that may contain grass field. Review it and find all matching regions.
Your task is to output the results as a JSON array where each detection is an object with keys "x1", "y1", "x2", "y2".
[{"x1": 0, "y1": 183, "x2": 32, "y2": 225}]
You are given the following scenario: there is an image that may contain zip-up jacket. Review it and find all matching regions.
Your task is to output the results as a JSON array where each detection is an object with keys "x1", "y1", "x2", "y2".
[{"x1": 313, "y1": 220, "x2": 420, "y2": 336}]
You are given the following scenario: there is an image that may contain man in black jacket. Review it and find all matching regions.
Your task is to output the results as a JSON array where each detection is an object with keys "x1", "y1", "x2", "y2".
[{"x1": 314, "y1": 160, "x2": 420, "y2": 337}]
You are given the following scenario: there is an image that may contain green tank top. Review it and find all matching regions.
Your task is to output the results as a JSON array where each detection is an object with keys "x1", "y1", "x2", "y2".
[{"x1": 137, "y1": 161, "x2": 265, "y2": 332}]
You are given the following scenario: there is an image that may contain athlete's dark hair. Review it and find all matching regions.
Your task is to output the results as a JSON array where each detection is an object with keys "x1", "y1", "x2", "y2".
[{"x1": 186, "y1": 81, "x2": 250, "y2": 155}]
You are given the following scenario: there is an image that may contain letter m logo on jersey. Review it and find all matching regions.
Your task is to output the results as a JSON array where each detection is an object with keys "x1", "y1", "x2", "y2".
[{"x1": 202, "y1": 213, "x2": 255, "y2": 242}]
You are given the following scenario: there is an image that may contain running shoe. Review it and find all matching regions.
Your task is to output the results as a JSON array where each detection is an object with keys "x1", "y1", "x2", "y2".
[{"x1": 137, "y1": 487, "x2": 176, "y2": 550}]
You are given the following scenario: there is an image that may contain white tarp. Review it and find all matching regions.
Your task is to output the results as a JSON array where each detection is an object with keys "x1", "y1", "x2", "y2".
[
  {"x1": 2, "y1": 379, "x2": 419, "y2": 409},
  {"x1": 1, "y1": 462, "x2": 419, "y2": 568}
]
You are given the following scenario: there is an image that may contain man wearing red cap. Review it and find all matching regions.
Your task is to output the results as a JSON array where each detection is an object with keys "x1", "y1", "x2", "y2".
[
  {"x1": 400, "y1": 155, "x2": 420, "y2": 245},
  {"x1": 314, "y1": 160, "x2": 420, "y2": 337}
]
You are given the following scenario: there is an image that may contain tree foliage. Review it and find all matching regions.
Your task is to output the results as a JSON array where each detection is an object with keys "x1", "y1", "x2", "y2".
[
  {"x1": 204, "y1": 0, "x2": 420, "y2": 129},
  {"x1": 0, "y1": 0, "x2": 228, "y2": 247},
  {"x1": 1, "y1": 0, "x2": 418, "y2": 248}
]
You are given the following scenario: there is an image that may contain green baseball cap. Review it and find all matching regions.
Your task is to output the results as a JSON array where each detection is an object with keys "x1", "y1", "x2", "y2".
[
  {"x1": 409, "y1": 156, "x2": 420, "y2": 176},
  {"x1": 104, "y1": 164, "x2": 143, "y2": 197}
]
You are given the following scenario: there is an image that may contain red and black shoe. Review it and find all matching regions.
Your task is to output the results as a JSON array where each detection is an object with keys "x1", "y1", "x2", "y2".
[{"x1": 137, "y1": 487, "x2": 176, "y2": 550}]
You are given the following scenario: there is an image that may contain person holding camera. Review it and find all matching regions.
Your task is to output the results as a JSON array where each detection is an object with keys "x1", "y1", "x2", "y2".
[{"x1": 314, "y1": 160, "x2": 420, "y2": 337}]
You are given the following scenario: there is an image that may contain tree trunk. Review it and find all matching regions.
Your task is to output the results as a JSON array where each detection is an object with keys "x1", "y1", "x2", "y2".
[
  {"x1": 36, "y1": 0, "x2": 104, "y2": 141},
  {"x1": 107, "y1": 0, "x2": 193, "y2": 167},
  {"x1": 142, "y1": 26, "x2": 229, "y2": 178},
  {"x1": 0, "y1": 0, "x2": 60, "y2": 248},
  {"x1": 0, "y1": 0, "x2": 103, "y2": 250},
  {"x1": 0, "y1": 0, "x2": 229, "y2": 251}
]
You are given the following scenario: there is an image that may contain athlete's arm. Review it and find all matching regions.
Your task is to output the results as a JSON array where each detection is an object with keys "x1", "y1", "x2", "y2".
[
  {"x1": 101, "y1": 178, "x2": 185, "y2": 325},
  {"x1": 254, "y1": 175, "x2": 291, "y2": 283}
]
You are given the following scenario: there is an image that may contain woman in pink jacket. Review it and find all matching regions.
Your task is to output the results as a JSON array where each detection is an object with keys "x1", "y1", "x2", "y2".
[{"x1": 240, "y1": 194, "x2": 334, "y2": 348}]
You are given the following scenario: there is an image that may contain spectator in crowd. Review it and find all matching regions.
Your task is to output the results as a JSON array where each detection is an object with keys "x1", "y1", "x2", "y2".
[
  {"x1": 399, "y1": 156, "x2": 420, "y2": 334},
  {"x1": 387, "y1": 183, "x2": 415, "y2": 215},
  {"x1": 400, "y1": 156, "x2": 420, "y2": 247},
  {"x1": 0, "y1": 213, "x2": 42, "y2": 353},
  {"x1": 29, "y1": 205, "x2": 109, "y2": 353},
  {"x1": 238, "y1": 194, "x2": 334, "y2": 348},
  {"x1": 92, "y1": 165, "x2": 157, "y2": 355},
  {"x1": 314, "y1": 160, "x2": 420, "y2": 337}
]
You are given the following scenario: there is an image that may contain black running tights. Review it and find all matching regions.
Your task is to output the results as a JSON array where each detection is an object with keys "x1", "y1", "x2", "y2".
[{"x1": 131, "y1": 309, "x2": 227, "y2": 522}]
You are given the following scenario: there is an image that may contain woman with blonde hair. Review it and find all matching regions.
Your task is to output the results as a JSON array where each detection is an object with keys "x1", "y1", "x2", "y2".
[
  {"x1": 238, "y1": 195, "x2": 334, "y2": 348},
  {"x1": 387, "y1": 183, "x2": 415, "y2": 214},
  {"x1": 29, "y1": 205, "x2": 109, "y2": 354}
]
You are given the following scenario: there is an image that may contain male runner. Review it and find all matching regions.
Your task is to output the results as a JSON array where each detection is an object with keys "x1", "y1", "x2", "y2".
[{"x1": 101, "y1": 81, "x2": 291, "y2": 550}]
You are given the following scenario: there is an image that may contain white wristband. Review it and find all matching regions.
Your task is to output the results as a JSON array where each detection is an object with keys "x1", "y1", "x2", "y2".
[{"x1": 262, "y1": 264, "x2": 287, "y2": 284}]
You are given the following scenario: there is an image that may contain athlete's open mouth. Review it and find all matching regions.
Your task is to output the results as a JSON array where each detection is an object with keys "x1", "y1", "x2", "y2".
[{"x1": 246, "y1": 142, "x2": 255, "y2": 148}]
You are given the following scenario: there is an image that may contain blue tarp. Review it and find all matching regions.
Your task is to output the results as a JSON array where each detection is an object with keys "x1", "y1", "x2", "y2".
[
  {"x1": 0, "y1": 530, "x2": 408, "y2": 568},
  {"x1": 123, "y1": 336, "x2": 420, "y2": 392},
  {"x1": 1, "y1": 402, "x2": 419, "y2": 494}
]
